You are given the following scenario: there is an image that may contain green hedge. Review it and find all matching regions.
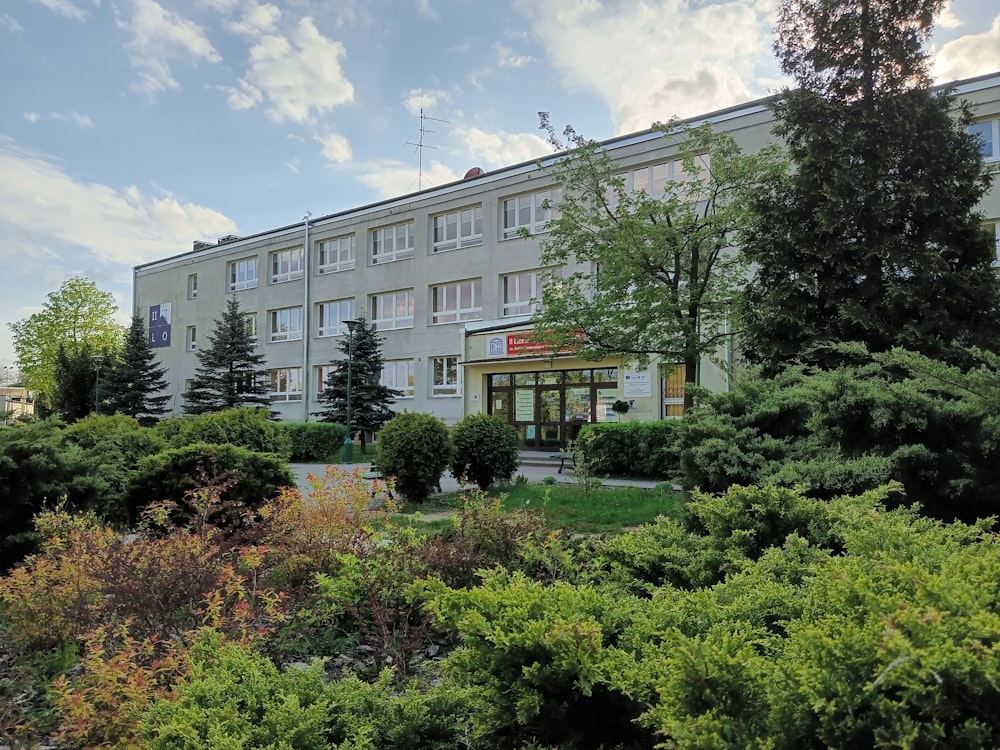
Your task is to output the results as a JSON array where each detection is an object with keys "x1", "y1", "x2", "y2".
[
  {"x1": 156, "y1": 408, "x2": 292, "y2": 459},
  {"x1": 575, "y1": 421, "x2": 682, "y2": 480},
  {"x1": 282, "y1": 421, "x2": 348, "y2": 462}
]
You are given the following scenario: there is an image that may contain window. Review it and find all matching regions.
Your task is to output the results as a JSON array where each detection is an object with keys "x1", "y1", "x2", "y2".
[
  {"x1": 371, "y1": 289, "x2": 414, "y2": 330},
  {"x1": 229, "y1": 257, "x2": 258, "y2": 291},
  {"x1": 986, "y1": 220, "x2": 1000, "y2": 264},
  {"x1": 243, "y1": 312, "x2": 258, "y2": 342},
  {"x1": 186, "y1": 325, "x2": 197, "y2": 351},
  {"x1": 431, "y1": 278, "x2": 483, "y2": 324},
  {"x1": 315, "y1": 364, "x2": 337, "y2": 396},
  {"x1": 970, "y1": 119, "x2": 999, "y2": 161},
  {"x1": 432, "y1": 206, "x2": 483, "y2": 252},
  {"x1": 502, "y1": 269, "x2": 560, "y2": 317},
  {"x1": 271, "y1": 247, "x2": 304, "y2": 283},
  {"x1": 269, "y1": 367, "x2": 303, "y2": 402},
  {"x1": 187, "y1": 273, "x2": 198, "y2": 300},
  {"x1": 318, "y1": 235, "x2": 356, "y2": 273},
  {"x1": 269, "y1": 306, "x2": 303, "y2": 342},
  {"x1": 382, "y1": 359, "x2": 415, "y2": 398},
  {"x1": 502, "y1": 187, "x2": 561, "y2": 238},
  {"x1": 317, "y1": 298, "x2": 356, "y2": 337},
  {"x1": 372, "y1": 222, "x2": 414, "y2": 264},
  {"x1": 431, "y1": 356, "x2": 460, "y2": 396},
  {"x1": 610, "y1": 155, "x2": 712, "y2": 207}
]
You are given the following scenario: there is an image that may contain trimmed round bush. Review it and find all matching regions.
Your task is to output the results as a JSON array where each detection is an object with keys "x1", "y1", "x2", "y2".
[
  {"x1": 375, "y1": 412, "x2": 452, "y2": 503},
  {"x1": 156, "y1": 408, "x2": 292, "y2": 459},
  {"x1": 125, "y1": 442, "x2": 295, "y2": 528},
  {"x1": 450, "y1": 413, "x2": 520, "y2": 490}
]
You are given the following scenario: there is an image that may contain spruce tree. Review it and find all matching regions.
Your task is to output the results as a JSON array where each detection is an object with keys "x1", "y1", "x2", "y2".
[
  {"x1": 740, "y1": 0, "x2": 1000, "y2": 372},
  {"x1": 51, "y1": 342, "x2": 97, "y2": 422},
  {"x1": 103, "y1": 313, "x2": 171, "y2": 425},
  {"x1": 314, "y1": 317, "x2": 400, "y2": 453},
  {"x1": 184, "y1": 296, "x2": 270, "y2": 414}
]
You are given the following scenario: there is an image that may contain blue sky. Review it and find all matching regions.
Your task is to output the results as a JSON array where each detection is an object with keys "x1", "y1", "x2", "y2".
[{"x1": 1, "y1": 0, "x2": 998, "y2": 370}]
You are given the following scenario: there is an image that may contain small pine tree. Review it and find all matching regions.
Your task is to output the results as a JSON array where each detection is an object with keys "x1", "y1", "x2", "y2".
[
  {"x1": 314, "y1": 317, "x2": 400, "y2": 453},
  {"x1": 184, "y1": 296, "x2": 270, "y2": 415},
  {"x1": 51, "y1": 343, "x2": 98, "y2": 422},
  {"x1": 104, "y1": 313, "x2": 171, "y2": 425}
]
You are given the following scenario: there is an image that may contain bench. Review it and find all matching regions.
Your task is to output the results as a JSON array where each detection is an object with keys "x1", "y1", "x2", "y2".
[
  {"x1": 551, "y1": 452, "x2": 576, "y2": 474},
  {"x1": 362, "y1": 467, "x2": 394, "y2": 501}
]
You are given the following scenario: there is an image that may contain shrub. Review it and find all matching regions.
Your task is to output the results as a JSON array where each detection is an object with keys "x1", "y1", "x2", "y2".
[
  {"x1": 281, "y1": 421, "x2": 347, "y2": 462},
  {"x1": 125, "y1": 442, "x2": 295, "y2": 527},
  {"x1": 158, "y1": 408, "x2": 292, "y2": 458},
  {"x1": 449, "y1": 413, "x2": 520, "y2": 490},
  {"x1": 576, "y1": 421, "x2": 682, "y2": 479},
  {"x1": 375, "y1": 412, "x2": 452, "y2": 503}
]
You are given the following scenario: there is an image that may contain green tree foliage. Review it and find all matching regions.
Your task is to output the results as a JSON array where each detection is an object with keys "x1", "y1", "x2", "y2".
[
  {"x1": 183, "y1": 296, "x2": 269, "y2": 415},
  {"x1": 8, "y1": 277, "x2": 124, "y2": 405},
  {"x1": 103, "y1": 313, "x2": 170, "y2": 425},
  {"x1": 576, "y1": 420, "x2": 683, "y2": 479},
  {"x1": 314, "y1": 317, "x2": 400, "y2": 453},
  {"x1": 449, "y1": 414, "x2": 520, "y2": 490},
  {"x1": 375, "y1": 412, "x2": 452, "y2": 503},
  {"x1": 281, "y1": 421, "x2": 347, "y2": 462},
  {"x1": 740, "y1": 0, "x2": 1000, "y2": 372},
  {"x1": 51, "y1": 343, "x2": 98, "y2": 422},
  {"x1": 532, "y1": 118, "x2": 786, "y2": 409},
  {"x1": 159, "y1": 407, "x2": 291, "y2": 458}
]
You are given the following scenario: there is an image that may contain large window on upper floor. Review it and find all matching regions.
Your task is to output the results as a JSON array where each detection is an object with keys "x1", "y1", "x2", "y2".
[
  {"x1": 318, "y1": 235, "x2": 356, "y2": 273},
  {"x1": 431, "y1": 278, "x2": 482, "y2": 324},
  {"x1": 372, "y1": 222, "x2": 414, "y2": 264},
  {"x1": 609, "y1": 155, "x2": 712, "y2": 207},
  {"x1": 502, "y1": 188, "x2": 561, "y2": 239},
  {"x1": 371, "y1": 289, "x2": 414, "y2": 330},
  {"x1": 432, "y1": 206, "x2": 483, "y2": 252},
  {"x1": 269, "y1": 367, "x2": 303, "y2": 402},
  {"x1": 317, "y1": 298, "x2": 356, "y2": 337},
  {"x1": 229, "y1": 257, "x2": 258, "y2": 291},
  {"x1": 271, "y1": 247, "x2": 304, "y2": 283},
  {"x1": 970, "y1": 119, "x2": 999, "y2": 162},
  {"x1": 502, "y1": 268, "x2": 560, "y2": 317},
  {"x1": 382, "y1": 359, "x2": 415, "y2": 398},
  {"x1": 269, "y1": 306, "x2": 303, "y2": 342}
]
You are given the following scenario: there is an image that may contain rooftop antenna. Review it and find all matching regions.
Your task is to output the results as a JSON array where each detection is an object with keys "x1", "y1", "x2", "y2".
[{"x1": 405, "y1": 108, "x2": 448, "y2": 191}]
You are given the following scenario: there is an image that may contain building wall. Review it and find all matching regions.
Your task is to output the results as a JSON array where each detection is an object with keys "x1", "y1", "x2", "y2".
[{"x1": 133, "y1": 72, "x2": 1000, "y2": 427}]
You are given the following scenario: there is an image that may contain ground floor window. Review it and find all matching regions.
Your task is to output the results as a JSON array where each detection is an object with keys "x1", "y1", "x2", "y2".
[
  {"x1": 487, "y1": 367, "x2": 618, "y2": 449},
  {"x1": 270, "y1": 367, "x2": 303, "y2": 401}
]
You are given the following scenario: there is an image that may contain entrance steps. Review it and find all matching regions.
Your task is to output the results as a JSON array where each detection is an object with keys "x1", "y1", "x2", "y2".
[{"x1": 518, "y1": 451, "x2": 567, "y2": 472}]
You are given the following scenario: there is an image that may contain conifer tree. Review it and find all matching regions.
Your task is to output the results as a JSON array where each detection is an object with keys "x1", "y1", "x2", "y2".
[
  {"x1": 183, "y1": 296, "x2": 270, "y2": 414},
  {"x1": 103, "y1": 313, "x2": 171, "y2": 424},
  {"x1": 740, "y1": 0, "x2": 1000, "y2": 372},
  {"x1": 314, "y1": 317, "x2": 400, "y2": 453},
  {"x1": 51, "y1": 342, "x2": 97, "y2": 422}
]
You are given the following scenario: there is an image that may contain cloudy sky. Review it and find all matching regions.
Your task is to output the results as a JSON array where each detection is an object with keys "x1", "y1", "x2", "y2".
[{"x1": 1, "y1": 0, "x2": 998, "y2": 368}]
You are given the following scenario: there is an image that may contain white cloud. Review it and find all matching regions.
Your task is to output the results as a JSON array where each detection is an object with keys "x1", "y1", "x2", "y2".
[
  {"x1": 0, "y1": 138, "x2": 236, "y2": 267},
  {"x1": 316, "y1": 132, "x2": 352, "y2": 163},
  {"x1": 416, "y1": 0, "x2": 437, "y2": 21},
  {"x1": 119, "y1": 0, "x2": 221, "y2": 96},
  {"x1": 452, "y1": 126, "x2": 550, "y2": 167},
  {"x1": 934, "y1": 13, "x2": 1000, "y2": 82},
  {"x1": 216, "y1": 79, "x2": 262, "y2": 110},
  {"x1": 515, "y1": 0, "x2": 779, "y2": 133},
  {"x1": 355, "y1": 159, "x2": 462, "y2": 198},
  {"x1": 937, "y1": 2, "x2": 962, "y2": 30},
  {"x1": 59, "y1": 111, "x2": 94, "y2": 127},
  {"x1": 403, "y1": 88, "x2": 451, "y2": 116},
  {"x1": 27, "y1": 0, "x2": 89, "y2": 21},
  {"x1": 226, "y1": 0, "x2": 281, "y2": 36},
  {"x1": 495, "y1": 43, "x2": 534, "y2": 68},
  {"x1": 2, "y1": 14, "x2": 25, "y2": 32},
  {"x1": 235, "y1": 17, "x2": 354, "y2": 124},
  {"x1": 23, "y1": 112, "x2": 41, "y2": 123}
]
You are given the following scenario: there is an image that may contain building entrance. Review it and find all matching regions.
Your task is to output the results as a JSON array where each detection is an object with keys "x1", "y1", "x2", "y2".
[{"x1": 486, "y1": 367, "x2": 619, "y2": 449}]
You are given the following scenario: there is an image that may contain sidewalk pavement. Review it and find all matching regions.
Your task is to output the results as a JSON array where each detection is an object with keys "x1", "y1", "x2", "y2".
[{"x1": 287, "y1": 461, "x2": 662, "y2": 497}]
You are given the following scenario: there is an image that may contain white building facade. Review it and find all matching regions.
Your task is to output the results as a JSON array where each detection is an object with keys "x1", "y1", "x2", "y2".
[{"x1": 133, "y1": 72, "x2": 1000, "y2": 450}]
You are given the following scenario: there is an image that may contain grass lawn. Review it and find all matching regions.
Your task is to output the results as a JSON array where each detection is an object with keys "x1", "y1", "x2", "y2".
[{"x1": 398, "y1": 481, "x2": 685, "y2": 535}]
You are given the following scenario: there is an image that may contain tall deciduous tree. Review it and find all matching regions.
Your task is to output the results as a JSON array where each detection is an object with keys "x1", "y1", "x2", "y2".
[
  {"x1": 183, "y1": 296, "x2": 270, "y2": 414},
  {"x1": 8, "y1": 277, "x2": 124, "y2": 404},
  {"x1": 314, "y1": 317, "x2": 400, "y2": 453},
  {"x1": 104, "y1": 313, "x2": 171, "y2": 424},
  {"x1": 740, "y1": 0, "x2": 1000, "y2": 372},
  {"x1": 531, "y1": 118, "x2": 786, "y2": 409}
]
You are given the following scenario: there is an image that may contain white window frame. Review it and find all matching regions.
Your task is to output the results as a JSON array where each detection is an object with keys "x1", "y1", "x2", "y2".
[
  {"x1": 372, "y1": 222, "x2": 414, "y2": 264},
  {"x1": 431, "y1": 278, "x2": 483, "y2": 324},
  {"x1": 243, "y1": 312, "x2": 258, "y2": 342},
  {"x1": 987, "y1": 219, "x2": 1000, "y2": 266},
  {"x1": 382, "y1": 359, "x2": 415, "y2": 398},
  {"x1": 502, "y1": 187, "x2": 561, "y2": 239},
  {"x1": 430, "y1": 355, "x2": 461, "y2": 397},
  {"x1": 187, "y1": 273, "x2": 198, "y2": 300},
  {"x1": 186, "y1": 325, "x2": 197, "y2": 351},
  {"x1": 269, "y1": 367, "x2": 303, "y2": 402},
  {"x1": 317, "y1": 298, "x2": 356, "y2": 337},
  {"x1": 268, "y1": 306, "x2": 303, "y2": 342},
  {"x1": 270, "y1": 246, "x2": 304, "y2": 283},
  {"x1": 229, "y1": 257, "x2": 258, "y2": 291},
  {"x1": 432, "y1": 205, "x2": 483, "y2": 252},
  {"x1": 502, "y1": 269, "x2": 560, "y2": 317},
  {"x1": 318, "y1": 235, "x2": 356, "y2": 274},
  {"x1": 315, "y1": 364, "x2": 337, "y2": 397},
  {"x1": 371, "y1": 289, "x2": 415, "y2": 330},
  {"x1": 971, "y1": 119, "x2": 999, "y2": 162}
]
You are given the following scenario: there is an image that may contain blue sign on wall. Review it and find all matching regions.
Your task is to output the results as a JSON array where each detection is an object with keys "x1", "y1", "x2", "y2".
[{"x1": 149, "y1": 303, "x2": 172, "y2": 348}]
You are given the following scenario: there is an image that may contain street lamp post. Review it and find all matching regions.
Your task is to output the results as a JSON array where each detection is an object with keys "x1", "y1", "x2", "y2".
[
  {"x1": 342, "y1": 319, "x2": 360, "y2": 462},
  {"x1": 92, "y1": 354, "x2": 106, "y2": 414}
]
